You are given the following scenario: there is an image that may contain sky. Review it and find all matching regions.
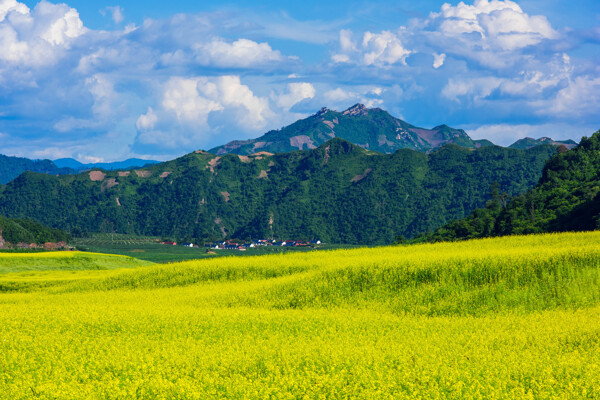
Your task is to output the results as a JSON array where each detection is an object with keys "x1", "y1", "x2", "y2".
[{"x1": 0, "y1": 0, "x2": 598, "y2": 162}]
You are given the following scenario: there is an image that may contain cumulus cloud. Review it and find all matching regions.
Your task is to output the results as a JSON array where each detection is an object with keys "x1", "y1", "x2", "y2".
[
  {"x1": 441, "y1": 52, "x2": 573, "y2": 105},
  {"x1": 0, "y1": 0, "x2": 28, "y2": 21},
  {"x1": 53, "y1": 74, "x2": 122, "y2": 132},
  {"x1": 193, "y1": 38, "x2": 285, "y2": 68},
  {"x1": 543, "y1": 76, "x2": 600, "y2": 117},
  {"x1": 322, "y1": 86, "x2": 384, "y2": 109},
  {"x1": 275, "y1": 82, "x2": 315, "y2": 111},
  {"x1": 1, "y1": 0, "x2": 598, "y2": 160},
  {"x1": 442, "y1": 77, "x2": 502, "y2": 102},
  {"x1": 430, "y1": 0, "x2": 558, "y2": 46},
  {"x1": 433, "y1": 53, "x2": 446, "y2": 69},
  {"x1": 0, "y1": 0, "x2": 86, "y2": 67},
  {"x1": 135, "y1": 75, "x2": 275, "y2": 149},
  {"x1": 423, "y1": 0, "x2": 559, "y2": 68},
  {"x1": 136, "y1": 107, "x2": 158, "y2": 131},
  {"x1": 332, "y1": 29, "x2": 412, "y2": 67}
]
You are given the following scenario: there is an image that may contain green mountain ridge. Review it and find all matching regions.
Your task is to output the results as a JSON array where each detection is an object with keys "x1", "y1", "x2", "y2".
[
  {"x1": 509, "y1": 137, "x2": 577, "y2": 150},
  {"x1": 0, "y1": 138, "x2": 557, "y2": 244},
  {"x1": 417, "y1": 129, "x2": 600, "y2": 241},
  {"x1": 210, "y1": 104, "x2": 495, "y2": 155}
]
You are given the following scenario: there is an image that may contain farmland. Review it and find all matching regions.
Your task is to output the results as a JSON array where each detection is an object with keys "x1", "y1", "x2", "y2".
[
  {"x1": 73, "y1": 233, "x2": 360, "y2": 263},
  {"x1": 1, "y1": 231, "x2": 600, "y2": 398}
]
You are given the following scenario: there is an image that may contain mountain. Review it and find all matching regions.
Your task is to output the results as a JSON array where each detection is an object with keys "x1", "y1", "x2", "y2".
[
  {"x1": 0, "y1": 154, "x2": 75, "y2": 184},
  {"x1": 0, "y1": 139, "x2": 557, "y2": 244},
  {"x1": 0, "y1": 215, "x2": 71, "y2": 246},
  {"x1": 210, "y1": 104, "x2": 495, "y2": 155},
  {"x1": 53, "y1": 158, "x2": 160, "y2": 171},
  {"x1": 509, "y1": 137, "x2": 578, "y2": 150},
  {"x1": 415, "y1": 129, "x2": 600, "y2": 242}
]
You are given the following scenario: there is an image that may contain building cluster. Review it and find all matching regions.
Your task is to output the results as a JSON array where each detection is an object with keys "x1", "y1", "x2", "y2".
[{"x1": 160, "y1": 239, "x2": 322, "y2": 251}]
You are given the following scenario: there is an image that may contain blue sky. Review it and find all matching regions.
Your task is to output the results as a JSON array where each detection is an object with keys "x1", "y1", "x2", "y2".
[{"x1": 1, "y1": 0, "x2": 599, "y2": 161}]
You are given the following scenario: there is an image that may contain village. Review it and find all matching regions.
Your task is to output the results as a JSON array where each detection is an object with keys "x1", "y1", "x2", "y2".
[{"x1": 160, "y1": 239, "x2": 322, "y2": 251}]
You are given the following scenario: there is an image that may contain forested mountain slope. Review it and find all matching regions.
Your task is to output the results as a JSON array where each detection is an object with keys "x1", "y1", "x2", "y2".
[
  {"x1": 416, "y1": 130, "x2": 600, "y2": 242},
  {"x1": 0, "y1": 139, "x2": 556, "y2": 244}
]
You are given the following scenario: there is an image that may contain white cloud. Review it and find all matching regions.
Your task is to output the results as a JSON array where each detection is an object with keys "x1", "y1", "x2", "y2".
[
  {"x1": 442, "y1": 77, "x2": 502, "y2": 102},
  {"x1": 441, "y1": 52, "x2": 573, "y2": 105},
  {"x1": 136, "y1": 75, "x2": 274, "y2": 148},
  {"x1": 161, "y1": 77, "x2": 223, "y2": 126},
  {"x1": 333, "y1": 29, "x2": 412, "y2": 67},
  {"x1": 105, "y1": 6, "x2": 124, "y2": 24},
  {"x1": 275, "y1": 82, "x2": 315, "y2": 111},
  {"x1": 0, "y1": 0, "x2": 86, "y2": 67},
  {"x1": 324, "y1": 87, "x2": 356, "y2": 103},
  {"x1": 136, "y1": 107, "x2": 157, "y2": 131},
  {"x1": 54, "y1": 74, "x2": 121, "y2": 132},
  {"x1": 544, "y1": 76, "x2": 600, "y2": 117},
  {"x1": 433, "y1": 53, "x2": 446, "y2": 69},
  {"x1": 0, "y1": 0, "x2": 28, "y2": 21},
  {"x1": 424, "y1": 0, "x2": 559, "y2": 68},
  {"x1": 194, "y1": 38, "x2": 284, "y2": 68},
  {"x1": 322, "y1": 86, "x2": 385, "y2": 109}
]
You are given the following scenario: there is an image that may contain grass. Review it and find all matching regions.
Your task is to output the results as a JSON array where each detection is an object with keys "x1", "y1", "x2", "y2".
[
  {"x1": 0, "y1": 251, "x2": 153, "y2": 274},
  {"x1": 1, "y1": 231, "x2": 600, "y2": 398}
]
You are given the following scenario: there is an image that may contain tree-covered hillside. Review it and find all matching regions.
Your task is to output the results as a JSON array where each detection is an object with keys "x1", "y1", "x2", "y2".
[
  {"x1": 0, "y1": 139, "x2": 556, "y2": 244},
  {"x1": 0, "y1": 215, "x2": 71, "y2": 245},
  {"x1": 416, "y1": 130, "x2": 600, "y2": 242}
]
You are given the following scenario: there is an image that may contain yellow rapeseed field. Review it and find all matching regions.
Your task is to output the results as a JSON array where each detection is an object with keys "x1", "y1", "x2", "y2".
[{"x1": 1, "y1": 232, "x2": 600, "y2": 399}]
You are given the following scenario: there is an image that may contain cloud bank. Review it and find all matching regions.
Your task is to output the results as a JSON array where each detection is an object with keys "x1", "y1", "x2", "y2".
[{"x1": 0, "y1": 0, "x2": 597, "y2": 161}]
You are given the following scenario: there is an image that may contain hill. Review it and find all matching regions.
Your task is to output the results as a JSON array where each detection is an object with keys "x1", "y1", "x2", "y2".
[
  {"x1": 0, "y1": 215, "x2": 71, "y2": 246},
  {"x1": 0, "y1": 139, "x2": 557, "y2": 244},
  {"x1": 0, "y1": 154, "x2": 75, "y2": 184},
  {"x1": 509, "y1": 137, "x2": 577, "y2": 150},
  {"x1": 210, "y1": 104, "x2": 494, "y2": 155},
  {"x1": 416, "y1": 129, "x2": 600, "y2": 241}
]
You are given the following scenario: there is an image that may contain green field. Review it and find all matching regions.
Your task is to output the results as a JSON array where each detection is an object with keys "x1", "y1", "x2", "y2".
[
  {"x1": 0, "y1": 251, "x2": 153, "y2": 274},
  {"x1": 2, "y1": 232, "x2": 600, "y2": 398},
  {"x1": 74, "y1": 233, "x2": 359, "y2": 263}
]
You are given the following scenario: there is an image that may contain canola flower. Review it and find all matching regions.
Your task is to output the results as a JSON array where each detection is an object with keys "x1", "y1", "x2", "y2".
[{"x1": 1, "y1": 232, "x2": 600, "y2": 399}]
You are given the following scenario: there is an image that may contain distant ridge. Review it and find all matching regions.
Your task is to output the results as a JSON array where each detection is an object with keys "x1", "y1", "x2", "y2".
[
  {"x1": 53, "y1": 158, "x2": 160, "y2": 171},
  {"x1": 0, "y1": 154, "x2": 75, "y2": 185},
  {"x1": 509, "y1": 137, "x2": 577, "y2": 150},
  {"x1": 210, "y1": 104, "x2": 494, "y2": 155}
]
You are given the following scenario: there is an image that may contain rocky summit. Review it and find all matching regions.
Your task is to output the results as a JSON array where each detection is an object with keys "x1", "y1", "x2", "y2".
[{"x1": 209, "y1": 104, "x2": 494, "y2": 155}]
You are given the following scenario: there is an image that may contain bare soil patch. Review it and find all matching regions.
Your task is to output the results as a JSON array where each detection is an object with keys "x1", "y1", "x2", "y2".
[
  {"x1": 89, "y1": 171, "x2": 106, "y2": 181},
  {"x1": 350, "y1": 168, "x2": 372, "y2": 183}
]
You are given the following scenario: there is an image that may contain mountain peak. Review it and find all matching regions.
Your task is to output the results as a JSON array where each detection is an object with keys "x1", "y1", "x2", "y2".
[
  {"x1": 209, "y1": 105, "x2": 497, "y2": 156},
  {"x1": 343, "y1": 103, "x2": 368, "y2": 116},
  {"x1": 315, "y1": 107, "x2": 330, "y2": 117}
]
